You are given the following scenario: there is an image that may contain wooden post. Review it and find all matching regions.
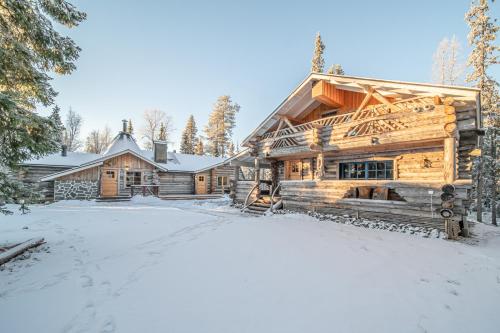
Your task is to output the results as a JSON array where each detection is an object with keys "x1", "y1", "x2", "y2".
[
  {"x1": 477, "y1": 134, "x2": 484, "y2": 223},
  {"x1": 315, "y1": 153, "x2": 325, "y2": 180},
  {"x1": 443, "y1": 137, "x2": 456, "y2": 184},
  {"x1": 491, "y1": 128, "x2": 497, "y2": 226},
  {"x1": 270, "y1": 161, "x2": 279, "y2": 191},
  {"x1": 254, "y1": 157, "x2": 260, "y2": 197}
]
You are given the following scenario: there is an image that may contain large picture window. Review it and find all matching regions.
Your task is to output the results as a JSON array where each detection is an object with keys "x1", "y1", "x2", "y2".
[
  {"x1": 340, "y1": 161, "x2": 393, "y2": 180},
  {"x1": 126, "y1": 171, "x2": 142, "y2": 187}
]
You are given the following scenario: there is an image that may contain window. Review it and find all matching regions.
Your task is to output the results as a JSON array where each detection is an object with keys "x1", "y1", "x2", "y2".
[
  {"x1": 126, "y1": 171, "x2": 141, "y2": 187},
  {"x1": 321, "y1": 109, "x2": 339, "y2": 118},
  {"x1": 291, "y1": 162, "x2": 300, "y2": 173},
  {"x1": 106, "y1": 170, "x2": 115, "y2": 178},
  {"x1": 340, "y1": 161, "x2": 393, "y2": 180},
  {"x1": 217, "y1": 176, "x2": 228, "y2": 186},
  {"x1": 198, "y1": 175, "x2": 205, "y2": 182}
]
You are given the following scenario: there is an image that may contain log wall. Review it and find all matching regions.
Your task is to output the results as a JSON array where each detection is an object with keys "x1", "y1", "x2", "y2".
[
  {"x1": 158, "y1": 172, "x2": 194, "y2": 195},
  {"x1": 279, "y1": 180, "x2": 470, "y2": 229},
  {"x1": 18, "y1": 165, "x2": 72, "y2": 201}
]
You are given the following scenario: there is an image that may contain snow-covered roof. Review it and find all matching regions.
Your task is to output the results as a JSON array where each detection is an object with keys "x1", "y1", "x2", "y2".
[
  {"x1": 22, "y1": 151, "x2": 101, "y2": 167},
  {"x1": 103, "y1": 132, "x2": 142, "y2": 156},
  {"x1": 26, "y1": 129, "x2": 229, "y2": 181}
]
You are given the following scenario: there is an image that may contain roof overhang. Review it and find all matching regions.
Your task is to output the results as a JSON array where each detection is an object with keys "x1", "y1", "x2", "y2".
[
  {"x1": 40, "y1": 149, "x2": 169, "y2": 181},
  {"x1": 241, "y1": 73, "x2": 481, "y2": 146}
]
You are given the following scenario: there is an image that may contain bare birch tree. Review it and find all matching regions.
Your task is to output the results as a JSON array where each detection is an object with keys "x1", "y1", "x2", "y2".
[
  {"x1": 63, "y1": 107, "x2": 83, "y2": 151},
  {"x1": 432, "y1": 35, "x2": 464, "y2": 85},
  {"x1": 84, "y1": 126, "x2": 112, "y2": 154},
  {"x1": 140, "y1": 109, "x2": 174, "y2": 150}
]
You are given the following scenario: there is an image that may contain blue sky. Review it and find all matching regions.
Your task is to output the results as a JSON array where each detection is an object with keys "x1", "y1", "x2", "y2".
[{"x1": 47, "y1": 0, "x2": 499, "y2": 150}]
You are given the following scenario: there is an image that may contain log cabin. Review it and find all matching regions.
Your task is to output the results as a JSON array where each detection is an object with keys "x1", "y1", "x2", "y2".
[
  {"x1": 234, "y1": 73, "x2": 482, "y2": 233},
  {"x1": 19, "y1": 121, "x2": 234, "y2": 200}
]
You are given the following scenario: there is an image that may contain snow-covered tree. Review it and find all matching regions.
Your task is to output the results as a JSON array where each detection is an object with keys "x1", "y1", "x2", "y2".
[
  {"x1": 127, "y1": 119, "x2": 134, "y2": 135},
  {"x1": 311, "y1": 32, "x2": 325, "y2": 73},
  {"x1": 63, "y1": 108, "x2": 83, "y2": 151},
  {"x1": 48, "y1": 106, "x2": 65, "y2": 147},
  {"x1": 0, "y1": 0, "x2": 86, "y2": 209},
  {"x1": 204, "y1": 96, "x2": 240, "y2": 157},
  {"x1": 180, "y1": 115, "x2": 198, "y2": 154},
  {"x1": 228, "y1": 141, "x2": 235, "y2": 157},
  {"x1": 141, "y1": 110, "x2": 174, "y2": 149},
  {"x1": 465, "y1": 0, "x2": 499, "y2": 224},
  {"x1": 432, "y1": 35, "x2": 464, "y2": 85},
  {"x1": 158, "y1": 122, "x2": 167, "y2": 141},
  {"x1": 194, "y1": 137, "x2": 205, "y2": 155},
  {"x1": 84, "y1": 126, "x2": 112, "y2": 154},
  {"x1": 327, "y1": 64, "x2": 345, "y2": 75}
]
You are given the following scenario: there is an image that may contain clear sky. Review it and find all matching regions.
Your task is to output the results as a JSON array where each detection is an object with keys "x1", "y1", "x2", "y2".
[{"x1": 46, "y1": 0, "x2": 499, "y2": 150}]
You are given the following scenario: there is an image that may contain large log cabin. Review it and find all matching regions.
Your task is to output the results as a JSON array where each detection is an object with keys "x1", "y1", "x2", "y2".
[
  {"x1": 19, "y1": 121, "x2": 233, "y2": 200},
  {"x1": 235, "y1": 73, "x2": 481, "y2": 232}
]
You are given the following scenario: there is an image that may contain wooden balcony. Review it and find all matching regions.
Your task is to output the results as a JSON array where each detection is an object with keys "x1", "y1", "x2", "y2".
[{"x1": 260, "y1": 96, "x2": 453, "y2": 156}]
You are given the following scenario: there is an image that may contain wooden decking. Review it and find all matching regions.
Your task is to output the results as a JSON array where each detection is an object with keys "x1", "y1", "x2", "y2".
[{"x1": 160, "y1": 194, "x2": 224, "y2": 200}]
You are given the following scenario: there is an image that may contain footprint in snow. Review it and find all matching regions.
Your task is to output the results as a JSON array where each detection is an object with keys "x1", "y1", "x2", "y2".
[
  {"x1": 81, "y1": 275, "x2": 93, "y2": 288},
  {"x1": 100, "y1": 317, "x2": 116, "y2": 333},
  {"x1": 449, "y1": 289, "x2": 459, "y2": 296},
  {"x1": 420, "y1": 278, "x2": 430, "y2": 283},
  {"x1": 447, "y1": 279, "x2": 461, "y2": 286}
]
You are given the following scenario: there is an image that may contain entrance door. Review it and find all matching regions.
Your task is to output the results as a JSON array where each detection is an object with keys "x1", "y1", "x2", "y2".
[
  {"x1": 101, "y1": 169, "x2": 118, "y2": 197},
  {"x1": 286, "y1": 160, "x2": 302, "y2": 180},
  {"x1": 196, "y1": 174, "x2": 207, "y2": 194}
]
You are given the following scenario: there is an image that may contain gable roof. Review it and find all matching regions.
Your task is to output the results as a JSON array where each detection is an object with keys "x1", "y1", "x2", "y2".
[
  {"x1": 28, "y1": 128, "x2": 229, "y2": 181},
  {"x1": 241, "y1": 73, "x2": 481, "y2": 145}
]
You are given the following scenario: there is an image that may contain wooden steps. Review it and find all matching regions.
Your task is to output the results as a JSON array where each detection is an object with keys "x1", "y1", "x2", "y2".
[
  {"x1": 244, "y1": 195, "x2": 282, "y2": 216},
  {"x1": 160, "y1": 194, "x2": 224, "y2": 200}
]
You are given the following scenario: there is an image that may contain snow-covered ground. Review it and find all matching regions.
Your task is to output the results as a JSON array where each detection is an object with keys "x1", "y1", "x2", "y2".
[{"x1": 1, "y1": 198, "x2": 500, "y2": 333}]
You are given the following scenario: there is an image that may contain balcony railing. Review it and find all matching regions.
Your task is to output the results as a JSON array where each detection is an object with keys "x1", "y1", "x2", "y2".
[{"x1": 261, "y1": 96, "x2": 436, "y2": 141}]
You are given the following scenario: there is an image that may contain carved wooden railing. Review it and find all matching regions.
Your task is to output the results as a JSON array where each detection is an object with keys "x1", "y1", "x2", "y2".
[
  {"x1": 260, "y1": 96, "x2": 437, "y2": 142},
  {"x1": 241, "y1": 182, "x2": 259, "y2": 212}
]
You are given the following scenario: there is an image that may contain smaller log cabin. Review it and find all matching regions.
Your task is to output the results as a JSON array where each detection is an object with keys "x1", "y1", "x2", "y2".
[
  {"x1": 19, "y1": 121, "x2": 233, "y2": 200},
  {"x1": 234, "y1": 73, "x2": 482, "y2": 232}
]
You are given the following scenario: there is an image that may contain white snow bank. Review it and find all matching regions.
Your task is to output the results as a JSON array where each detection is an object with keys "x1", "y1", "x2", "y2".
[{"x1": 1, "y1": 200, "x2": 500, "y2": 333}]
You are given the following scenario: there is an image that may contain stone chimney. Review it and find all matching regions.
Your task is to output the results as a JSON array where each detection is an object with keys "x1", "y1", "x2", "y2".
[
  {"x1": 153, "y1": 140, "x2": 168, "y2": 163},
  {"x1": 122, "y1": 119, "x2": 128, "y2": 133},
  {"x1": 61, "y1": 144, "x2": 68, "y2": 157}
]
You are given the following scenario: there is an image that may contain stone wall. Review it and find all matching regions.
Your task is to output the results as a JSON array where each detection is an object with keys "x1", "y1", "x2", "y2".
[{"x1": 54, "y1": 180, "x2": 99, "y2": 200}]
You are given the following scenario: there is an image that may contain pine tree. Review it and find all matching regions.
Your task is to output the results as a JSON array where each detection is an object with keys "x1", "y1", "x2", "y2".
[
  {"x1": 194, "y1": 137, "x2": 205, "y2": 155},
  {"x1": 311, "y1": 32, "x2": 326, "y2": 73},
  {"x1": 127, "y1": 119, "x2": 134, "y2": 135},
  {"x1": 0, "y1": 1, "x2": 86, "y2": 209},
  {"x1": 465, "y1": 0, "x2": 499, "y2": 224},
  {"x1": 204, "y1": 96, "x2": 240, "y2": 157},
  {"x1": 180, "y1": 115, "x2": 198, "y2": 154}
]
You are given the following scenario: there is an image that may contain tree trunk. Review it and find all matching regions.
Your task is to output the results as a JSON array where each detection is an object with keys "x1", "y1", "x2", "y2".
[
  {"x1": 491, "y1": 128, "x2": 497, "y2": 226},
  {"x1": 477, "y1": 136, "x2": 484, "y2": 223}
]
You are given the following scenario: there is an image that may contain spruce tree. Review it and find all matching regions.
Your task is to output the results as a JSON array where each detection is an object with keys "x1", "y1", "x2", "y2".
[
  {"x1": 311, "y1": 32, "x2": 325, "y2": 73},
  {"x1": 465, "y1": 0, "x2": 499, "y2": 224},
  {"x1": 204, "y1": 96, "x2": 240, "y2": 157},
  {"x1": 228, "y1": 141, "x2": 235, "y2": 157},
  {"x1": 194, "y1": 137, "x2": 205, "y2": 155},
  {"x1": 48, "y1": 106, "x2": 65, "y2": 147},
  {"x1": 180, "y1": 115, "x2": 198, "y2": 154},
  {"x1": 158, "y1": 122, "x2": 167, "y2": 141},
  {"x1": 0, "y1": 1, "x2": 85, "y2": 209},
  {"x1": 127, "y1": 119, "x2": 134, "y2": 135}
]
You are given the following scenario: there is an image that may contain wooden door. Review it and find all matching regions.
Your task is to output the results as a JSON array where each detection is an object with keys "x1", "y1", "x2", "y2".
[
  {"x1": 286, "y1": 160, "x2": 302, "y2": 180},
  {"x1": 101, "y1": 169, "x2": 118, "y2": 197},
  {"x1": 195, "y1": 174, "x2": 207, "y2": 194}
]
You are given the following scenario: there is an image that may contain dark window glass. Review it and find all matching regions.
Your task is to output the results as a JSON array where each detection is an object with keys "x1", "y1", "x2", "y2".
[{"x1": 339, "y1": 161, "x2": 394, "y2": 180}]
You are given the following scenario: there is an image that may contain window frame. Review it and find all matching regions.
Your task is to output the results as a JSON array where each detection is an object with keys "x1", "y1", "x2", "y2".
[
  {"x1": 125, "y1": 171, "x2": 142, "y2": 188},
  {"x1": 217, "y1": 176, "x2": 228, "y2": 186},
  {"x1": 339, "y1": 160, "x2": 394, "y2": 180}
]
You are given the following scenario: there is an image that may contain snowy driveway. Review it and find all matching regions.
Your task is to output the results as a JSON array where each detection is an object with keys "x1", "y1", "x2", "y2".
[{"x1": 1, "y1": 198, "x2": 500, "y2": 333}]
